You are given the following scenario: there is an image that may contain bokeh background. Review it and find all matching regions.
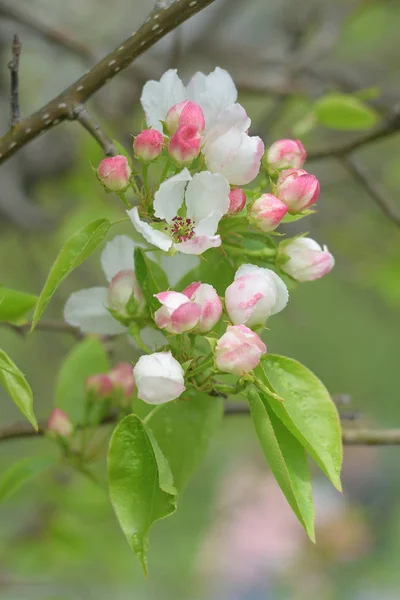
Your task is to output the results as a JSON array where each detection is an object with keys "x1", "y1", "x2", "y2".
[{"x1": 1, "y1": 0, "x2": 400, "y2": 598}]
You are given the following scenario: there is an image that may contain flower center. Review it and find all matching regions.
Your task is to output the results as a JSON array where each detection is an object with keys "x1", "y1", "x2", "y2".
[{"x1": 165, "y1": 216, "x2": 195, "y2": 243}]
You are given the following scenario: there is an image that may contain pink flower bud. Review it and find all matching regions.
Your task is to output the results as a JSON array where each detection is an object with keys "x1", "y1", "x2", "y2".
[
  {"x1": 280, "y1": 237, "x2": 335, "y2": 282},
  {"x1": 108, "y1": 269, "x2": 144, "y2": 317},
  {"x1": 108, "y1": 362, "x2": 135, "y2": 398},
  {"x1": 228, "y1": 188, "x2": 246, "y2": 215},
  {"x1": 133, "y1": 129, "x2": 165, "y2": 161},
  {"x1": 182, "y1": 282, "x2": 222, "y2": 333},
  {"x1": 48, "y1": 408, "x2": 73, "y2": 437},
  {"x1": 154, "y1": 290, "x2": 202, "y2": 334},
  {"x1": 225, "y1": 264, "x2": 288, "y2": 327},
  {"x1": 248, "y1": 193, "x2": 288, "y2": 232},
  {"x1": 168, "y1": 125, "x2": 201, "y2": 165},
  {"x1": 276, "y1": 168, "x2": 320, "y2": 213},
  {"x1": 97, "y1": 155, "x2": 131, "y2": 192},
  {"x1": 133, "y1": 351, "x2": 185, "y2": 404},
  {"x1": 215, "y1": 325, "x2": 266, "y2": 376},
  {"x1": 86, "y1": 373, "x2": 114, "y2": 397},
  {"x1": 165, "y1": 101, "x2": 205, "y2": 135},
  {"x1": 267, "y1": 139, "x2": 306, "y2": 170}
]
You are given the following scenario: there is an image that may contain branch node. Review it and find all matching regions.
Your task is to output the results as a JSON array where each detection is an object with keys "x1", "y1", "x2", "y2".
[{"x1": 73, "y1": 104, "x2": 116, "y2": 157}]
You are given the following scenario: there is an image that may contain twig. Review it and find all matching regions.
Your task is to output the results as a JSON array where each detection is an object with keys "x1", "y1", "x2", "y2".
[
  {"x1": 0, "y1": 0, "x2": 217, "y2": 165},
  {"x1": 2, "y1": 319, "x2": 82, "y2": 339},
  {"x1": 73, "y1": 105, "x2": 116, "y2": 157},
  {"x1": 8, "y1": 34, "x2": 22, "y2": 128},
  {"x1": 341, "y1": 155, "x2": 400, "y2": 229}
]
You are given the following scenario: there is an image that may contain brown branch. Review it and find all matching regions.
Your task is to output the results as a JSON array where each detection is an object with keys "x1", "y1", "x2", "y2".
[
  {"x1": 8, "y1": 34, "x2": 22, "y2": 128},
  {"x1": 2, "y1": 319, "x2": 82, "y2": 339},
  {"x1": 0, "y1": 0, "x2": 217, "y2": 165},
  {"x1": 73, "y1": 105, "x2": 116, "y2": 157}
]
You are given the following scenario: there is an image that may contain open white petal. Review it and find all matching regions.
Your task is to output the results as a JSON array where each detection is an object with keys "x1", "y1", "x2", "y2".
[
  {"x1": 140, "y1": 69, "x2": 186, "y2": 131},
  {"x1": 175, "y1": 235, "x2": 221, "y2": 255},
  {"x1": 64, "y1": 287, "x2": 127, "y2": 335},
  {"x1": 206, "y1": 131, "x2": 264, "y2": 185},
  {"x1": 203, "y1": 103, "x2": 250, "y2": 147},
  {"x1": 185, "y1": 171, "x2": 230, "y2": 234},
  {"x1": 153, "y1": 168, "x2": 191, "y2": 222},
  {"x1": 127, "y1": 207, "x2": 172, "y2": 252},
  {"x1": 186, "y1": 67, "x2": 238, "y2": 130},
  {"x1": 100, "y1": 235, "x2": 135, "y2": 282},
  {"x1": 160, "y1": 254, "x2": 200, "y2": 286}
]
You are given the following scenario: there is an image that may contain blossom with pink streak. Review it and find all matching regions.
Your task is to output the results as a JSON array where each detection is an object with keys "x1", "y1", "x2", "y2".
[
  {"x1": 154, "y1": 290, "x2": 202, "y2": 334},
  {"x1": 48, "y1": 408, "x2": 73, "y2": 437},
  {"x1": 280, "y1": 237, "x2": 335, "y2": 282},
  {"x1": 225, "y1": 264, "x2": 288, "y2": 327},
  {"x1": 86, "y1": 373, "x2": 114, "y2": 397},
  {"x1": 276, "y1": 168, "x2": 320, "y2": 213},
  {"x1": 182, "y1": 282, "x2": 222, "y2": 332},
  {"x1": 228, "y1": 188, "x2": 246, "y2": 215},
  {"x1": 97, "y1": 155, "x2": 131, "y2": 192},
  {"x1": 215, "y1": 325, "x2": 266, "y2": 376},
  {"x1": 267, "y1": 138, "x2": 306, "y2": 170},
  {"x1": 168, "y1": 125, "x2": 202, "y2": 165},
  {"x1": 248, "y1": 193, "x2": 288, "y2": 232},
  {"x1": 108, "y1": 269, "x2": 144, "y2": 318},
  {"x1": 133, "y1": 351, "x2": 185, "y2": 404},
  {"x1": 108, "y1": 362, "x2": 135, "y2": 398},
  {"x1": 133, "y1": 129, "x2": 164, "y2": 161},
  {"x1": 166, "y1": 100, "x2": 205, "y2": 134}
]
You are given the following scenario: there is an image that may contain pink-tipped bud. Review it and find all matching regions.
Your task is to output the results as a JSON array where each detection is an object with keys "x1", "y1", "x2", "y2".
[
  {"x1": 86, "y1": 373, "x2": 114, "y2": 398},
  {"x1": 248, "y1": 193, "x2": 288, "y2": 232},
  {"x1": 108, "y1": 362, "x2": 135, "y2": 398},
  {"x1": 279, "y1": 237, "x2": 335, "y2": 282},
  {"x1": 168, "y1": 125, "x2": 201, "y2": 165},
  {"x1": 215, "y1": 325, "x2": 266, "y2": 376},
  {"x1": 165, "y1": 101, "x2": 205, "y2": 135},
  {"x1": 108, "y1": 269, "x2": 144, "y2": 318},
  {"x1": 133, "y1": 129, "x2": 165, "y2": 161},
  {"x1": 97, "y1": 155, "x2": 131, "y2": 192},
  {"x1": 182, "y1": 282, "x2": 222, "y2": 333},
  {"x1": 154, "y1": 290, "x2": 202, "y2": 334},
  {"x1": 267, "y1": 139, "x2": 306, "y2": 170},
  {"x1": 228, "y1": 188, "x2": 246, "y2": 215},
  {"x1": 276, "y1": 168, "x2": 320, "y2": 213},
  {"x1": 48, "y1": 408, "x2": 73, "y2": 437}
]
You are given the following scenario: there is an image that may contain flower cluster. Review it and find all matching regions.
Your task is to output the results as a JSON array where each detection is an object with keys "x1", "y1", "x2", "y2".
[{"x1": 71, "y1": 66, "x2": 336, "y2": 407}]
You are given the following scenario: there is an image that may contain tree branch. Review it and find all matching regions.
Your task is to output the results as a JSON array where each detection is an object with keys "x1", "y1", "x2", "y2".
[
  {"x1": 73, "y1": 105, "x2": 116, "y2": 157},
  {"x1": 2, "y1": 319, "x2": 83, "y2": 339},
  {"x1": 8, "y1": 34, "x2": 22, "y2": 128}
]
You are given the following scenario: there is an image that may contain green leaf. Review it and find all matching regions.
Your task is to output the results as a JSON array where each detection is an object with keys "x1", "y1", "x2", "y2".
[
  {"x1": 108, "y1": 415, "x2": 177, "y2": 576},
  {"x1": 0, "y1": 287, "x2": 37, "y2": 322},
  {"x1": 256, "y1": 355, "x2": 342, "y2": 491},
  {"x1": 199, "y1": 250, "x2": 235, "y2": 296},
  {"x1": 134, "y1": 248, "x2": 169, "y2": 314},
  {"x1": 281, "y1": 209, "x2": 315, "y2": 223},
  {"x1": 314, "y1": 93, "x2": 379, "y2": 130},
  {"x1": 31, "y1": 218, "x2": 111, "y2": 332},
  {"x1": 55, "y1": 338, "x2": 109, "y2": 422},
  {"x1": 0, "y1": 456, "x2": 55, "y2": 503},
  {"x1": 246, "y1": 386, "x2": 315, "y2": 540},
  {"x1": 0, "y1": 349, "x2": 37, "y2": 429}
]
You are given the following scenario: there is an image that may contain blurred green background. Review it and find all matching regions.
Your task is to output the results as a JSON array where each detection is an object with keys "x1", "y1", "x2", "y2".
[{"x1": 1, "y1": 0, "x2": 400, "y2": 598}]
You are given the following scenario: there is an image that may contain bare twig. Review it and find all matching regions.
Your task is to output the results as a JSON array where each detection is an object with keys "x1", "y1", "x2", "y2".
[
  {"x1": 73, "y1": 105, "x2": 116, "y2": 157},
  {"x1": 2, "y1": 319, "x2": 82, "y2": 339},
  {"x1": 7, "y1": 34, "x2": 22, "y2": 128},
  {"x1": 0, "y1": 0, "x2": 217, "y2": 165}
]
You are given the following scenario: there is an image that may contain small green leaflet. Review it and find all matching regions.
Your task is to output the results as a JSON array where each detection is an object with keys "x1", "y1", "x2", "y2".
[
  {"x1": 0, "y1": 456, "x2": 55, "y2": 503},
  {"x1": 0, "y1": 348, "x2": 37, "y2": 430},
  {"x1": 0, "y1": 287, "x2": 37, "y2": 322},
  {"x1": 314, "y1": 93, "x2": 379, "y2": 130},
  {"x1": 31, "y1": 218, "x2": 111, "y2": 332},
  {"x1": 256, "y1": 354, "x2": 343, "y2": 491},
  {"x1": 134, "y1": 248, "x2": 169, "y2": 314}
]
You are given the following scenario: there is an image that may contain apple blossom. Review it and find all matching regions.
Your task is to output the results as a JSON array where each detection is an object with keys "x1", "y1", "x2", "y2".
[
  {"x1": 165, "y1": 100, "x2": 205, "y2": 134},
  {"x1": 182, "y1": 282, "x2": 223, "y2": 332},
  {"x1": 154, "y1": 291, "x2": 203, "y2": 334},
  {"x1": 64, "y1": 235, "x2": 142, "y2": 335},
  {"x1": 276, "y1": 168, "x2": 320, "y2": 213},
  {"x1": 86, "y1": 373, "x2": 114, "y2": 397},
  {"x1": 108, "y1": 362, "x2": 135, "y2": 398},
  {"x1": 48, "y1": 408, "x2": 73, "y2": 437},
  {"x1": 97, "y1": 155, "x2": 131, "y2": 191},
  {"x1": 108, "y1": 269, "x2": 144, "y2": 318},
  {"x1": 225, "y1": 264, "x2": 289, "y2": 327},
  {"x1": 133, "y1": 129, "x2": 164, "y2": 161},
  {"x1": 127, "y1": 169, "x2": 230, "y2": 255},
  {"x1": 168, "y1": 125, "x2": 202, "y2": 165},
  {"x1": 133, "y1": 351, "x2": 186, "y2": 404},
  {"x1": 267, "y1": 139, "x2": 306, "y2": 170},
  {"x1": 215, "y1": 325, "x2": 266, "y2": 376},
  {"x1": 228, "y1": 188, "x2": 246, "y2": 215},
  {"x1": 247, "y1": 193, "x2": 288, "y2": 232},
  {"x1": 280, "y1": 238, "x2": 335, "y2": 282}
]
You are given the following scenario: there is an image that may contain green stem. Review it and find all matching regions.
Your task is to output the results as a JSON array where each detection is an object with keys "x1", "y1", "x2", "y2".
[
  {"x1": 188, "y1": 354, "x2": 215, "y2": 378},
  {"x1": 160, "y1": 159, "x2": 171, "y2": 183},
  {"x1": 224, "y1": 244, "x2": 277, "y2": 260},
  {"x1": 143, "y1": 404, "x2": 164, "y2": 425},
  {"x1": 117, "y1": 191, "x2": 132, "y2": 209},
  {"x1": 129, "y1": 324, "x2": 151, "y2": 354},
  {"x1": 213, "y1": 383, "x2": 235, "y2": 395},
  {"x1": 250, "y1": 375, "x2": 284, "y2": 402}
]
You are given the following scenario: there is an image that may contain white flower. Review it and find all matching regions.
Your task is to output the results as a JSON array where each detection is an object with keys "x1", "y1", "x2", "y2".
[
  {"x1": 64, "y1": 235, "x2": 141, "y2": 335},
  {"x1": 127, "y1": 169, "x2": 230, "y2": 255},
  {"x1": 133, "y1": 351, "x2": 186, "y2": 404},
  {"x1": 140, "y1": 68, "x2": 264, "y2": 185}
]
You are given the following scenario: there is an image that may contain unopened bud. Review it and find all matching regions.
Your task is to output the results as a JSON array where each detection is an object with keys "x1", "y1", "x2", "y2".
[
  {"x1": 228, "y1": 188, "x2": 246, "y2": 215},
  {"x1": 97, "y1": 155, "x2": 131, "y2": 192},
  {"x1": 108, "y1": 269, "x2": 144, "y2": 318},
  {"x1": 215, "y1": 325, "x2": 266, "y2": 376},
  {"x1": 267, "y1": 139, "x2": 306, "y2": 170},
  {"x1": 276, "y1": 168, "x2": 320, "y2": 213},
  {"x1": 165, "y1": 101, "x2": 205, "y2": 135},
  {"x1": 86, "y1": 373, "x2": 114, "y2": 397},
  {"x1": 48, "y1": 408, "x2": 73, "y2": 437},
  {"x1": 248, "y1": 193, "x2": 288, "y2": 232},
  {"x1": 279, "y1": 237, "x2": 335, "y2": 282},
  {"x1": 168, "y1": 125, "x2": 201, "y2": 165},
  {"x1": 133, "y1": 129, "x2": 165, "y2": 161},
  {"x1": 108, "y1": 362, "x2": 135, "y2": 398}
]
